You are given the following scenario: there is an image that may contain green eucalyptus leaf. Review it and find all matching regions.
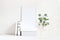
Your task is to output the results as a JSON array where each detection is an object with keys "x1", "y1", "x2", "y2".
[
  {"x1": 38, "y1": 17, "x2": 42, "y2": 23},
  {"x1": 45, "y1": 24, "x2": 47, "y2": 26},
  {"x1": 42, "y1": 22, "x2": 45, "y2": 26},
  {"x1": 43, "y1": 21, "x2": 45, "y2": 23},
  {"x1": 43, "y1": 17, "x2": 49, "y2": 21},
  {"x1": 43, "y1": 17, "x2": 47, "y2": 20},
  {"x1": 44, "y1": 14, "x2": 47, "y2": 16},
  {"x1": 38, "y1": 14, "x2": 41, "y2": 16}
]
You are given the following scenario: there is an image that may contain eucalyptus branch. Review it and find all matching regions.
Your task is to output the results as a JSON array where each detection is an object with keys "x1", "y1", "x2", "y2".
[{"x1": 38, "y1": 14, "x2": 49, "y2": 27}]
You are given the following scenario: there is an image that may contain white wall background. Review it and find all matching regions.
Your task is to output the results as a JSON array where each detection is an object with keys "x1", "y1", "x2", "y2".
[
  {"x1": 0, "y1": 0, "x2": 20, "y2": 35},
  {"x1": 0, "y1": 0, "x2": 60, "y2": 39}
]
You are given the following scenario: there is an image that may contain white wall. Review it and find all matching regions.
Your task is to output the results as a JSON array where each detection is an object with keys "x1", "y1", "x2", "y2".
[{"x1": 0, "y1": 0, "x2": 20, "y2": 35}]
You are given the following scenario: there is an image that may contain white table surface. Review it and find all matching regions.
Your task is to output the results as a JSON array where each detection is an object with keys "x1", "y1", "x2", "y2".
[
  {"x1": 0, "y1": 35, "x2": 60, "y2": 40},
  {"x1": 0, "y1": 35, "x2": 37, "y2": 40}
]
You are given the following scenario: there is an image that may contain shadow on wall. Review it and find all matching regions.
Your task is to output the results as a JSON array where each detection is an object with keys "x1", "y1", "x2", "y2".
[{"x1": 5, "y1": 23, "x2": 16, "y2": 35}]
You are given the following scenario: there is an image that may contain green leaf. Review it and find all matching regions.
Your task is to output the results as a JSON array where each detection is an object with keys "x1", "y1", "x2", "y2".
[
  {"x1": 45, "y1": 22, "x2": 49, "y2": 26},
  {"x1": 43, "y1": 17, "x2": 49, "y2": 21},
  {"x1": 44, "y1": 14, "x2": 47, "y2": 16},
  {"x1": 38, "y1": 17, "x2": 42, "y2": 23},
  {"x1": 45, "y1": 23, "x2": 47, "y2": 25},
  {"x1": 38, "y1": 14, "x2": 41, "y2": 16},
  {"x1": 43, "y1": 21, "x2": 45, "y2": 23},
  {"x1": 43, "y1": 17, "x2": 46, "y2": 20},
  {"x1": 42, "y1": 23, "x2": 44, "y2": 27}
]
